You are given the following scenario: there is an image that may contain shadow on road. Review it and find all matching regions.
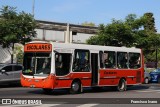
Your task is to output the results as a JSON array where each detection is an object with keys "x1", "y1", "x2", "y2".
[
  {"x1": 127, "y1": 85, "x2": 150, "y2": 91},
  {"x1": 27, "y1": 84, "x2": 152, "y2": 96},
  {"x1": 0, "y1": 82, "x2": 21, "y2": 88},
  {"x1": 27, "y1": 88, "x2": 70, "y2": 96}
]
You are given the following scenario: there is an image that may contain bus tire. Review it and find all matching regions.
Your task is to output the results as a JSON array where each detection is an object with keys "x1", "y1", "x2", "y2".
[
  {"x1": 70, "y1": 80, "x2": 81, "y2": 94},
  {"x1": 158, "y1": 78, "x2": 160, "y2": 83},
  {"x1": 144, "y1": 77, "x2": 149, "y2": 84},
  {"x1": 117, "y1": 79, "x2": 126, "y2": 92},
  {"x1": 43, "y1": 88, "x2": 53, "y2": 94}
]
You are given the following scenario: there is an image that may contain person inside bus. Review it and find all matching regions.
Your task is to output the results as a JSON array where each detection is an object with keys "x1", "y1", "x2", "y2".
[
  {"x1": 129, "y1": 57, "x2": 135, "y2": 68},
  {"x1": 104, "y1": 53, "x2": 111, "y2": 68},
  {"x1": 129, "y1": 57, "x2": 140, "y2": 69},
  {"x1": 72, "y1": 59, "x2": 80, "y2": 72},
  {"x1": 55, "y1": 54, "x2": 65, "y2": 76},
  {"x1": 82, "y1": 59, "x2": 90, "y2": 71},
  {"x1": 118, "y1": 53, "x2": 128, "y2": 68},
  {"x1": 104, "y1": 59, "x2": 112, "y2": 68},
  {"x1": 42, "y1": 58, "x2": 51, "y2": 74},
  {"x1": 120, "y1": 56, "x2": 128, "y2": 68},
  {"x1": 55, "y1": 54, "x2": 63, "y2": 69}
]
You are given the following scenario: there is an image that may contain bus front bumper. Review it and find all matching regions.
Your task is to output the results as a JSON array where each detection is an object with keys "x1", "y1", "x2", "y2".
[{"x1": 21, "y1": 74, "x2": 55, "y2": 89}]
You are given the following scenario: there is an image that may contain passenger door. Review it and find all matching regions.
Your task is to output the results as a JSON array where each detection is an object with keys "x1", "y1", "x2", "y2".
[
  {"x1": 91, "y1": 53, "x2": 99, "y2": 86},
  {"x1": 13, "y1": 65, "x2": 22, "y2": 81},
  {"x1": 0, "y1": 65, "x2": 14, "y2": 82}
]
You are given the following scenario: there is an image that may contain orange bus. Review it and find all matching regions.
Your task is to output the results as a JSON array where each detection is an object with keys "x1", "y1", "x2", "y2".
[{"x1": 21, "y1": 41, "x2": 144, "y2": 94}]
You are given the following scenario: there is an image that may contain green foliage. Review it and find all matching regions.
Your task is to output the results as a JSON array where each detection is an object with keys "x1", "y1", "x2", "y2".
[
  {"x1": 87, "y1": 13, "x2": 160, "y2": 64},
  {"x1": 0, "y1": 6, "x2": 36, "y2": 47},
  {"x1": 14, "y1": 45, "x2": 23, "y2": 64},
  {"x1": 0, "y1": 5, "x2": 36, "y2": 63},
  {"x1": 81, "y1": 21, "x2": 95, "y2": 27},
  {"x1": 87, "y1": 17, "x2": 137, "y2": 47},
  {"x1": 143, "y1": 13, "x2": 157, "y2": 32}
]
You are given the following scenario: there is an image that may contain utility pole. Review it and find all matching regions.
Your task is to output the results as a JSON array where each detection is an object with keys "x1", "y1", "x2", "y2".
[
  {"x1": 32, "y1": 0, "x2": 35, "y2": 17},
  {"x1": 155, "y1": 47, "x2": 158, "y2": 69}
]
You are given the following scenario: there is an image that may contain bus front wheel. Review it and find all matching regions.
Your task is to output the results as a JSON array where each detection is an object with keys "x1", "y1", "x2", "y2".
[
  {"x1": 70, "y1": 80, "x2": 81, "y2": 94},
  {"x1": 117, "y1": 79, "x2": 126, "y2": 91}
]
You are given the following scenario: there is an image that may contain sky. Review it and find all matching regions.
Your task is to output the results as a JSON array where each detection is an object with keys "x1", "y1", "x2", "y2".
[{"x1": 0, "y1": 0, "x2": 160, "y2": 32}]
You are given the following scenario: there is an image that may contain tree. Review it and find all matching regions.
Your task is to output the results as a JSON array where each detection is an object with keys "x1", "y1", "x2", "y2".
[
  {"x1": 87, "y1": 13, "x2": 160, "y2": 66},
  {"x1": 143, "y1": 13, "x2": 157, "y2": 32},
  {"x1": 87, "y1": 17, "x2": 137, "y2": 47},
  {"x1": 142, "y1": 13, "x2": 159, "y2": 67},
  {"x1": 13, "y1": 44, "x2": 23, "y2": 64},
  {"x1": 81, "y1": 21, "x2": 95, "y2": 27},
  {"x1": 0, "y1": 6, "x2": 36, "y2": 63}
]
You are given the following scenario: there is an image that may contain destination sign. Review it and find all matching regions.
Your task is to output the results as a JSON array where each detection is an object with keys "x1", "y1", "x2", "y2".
[{"x1": 24, "y1": 43, "x2": 52, "y2": 52}]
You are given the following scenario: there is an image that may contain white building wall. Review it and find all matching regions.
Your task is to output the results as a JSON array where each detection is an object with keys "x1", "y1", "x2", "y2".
[
  {"x1": 35, "y1": 29, "x2": 65, "y2": 42},
  {"x1": 35, "y1": 29, "x2": 43, "y2": 40},
  {"x1": 45, "y1": 30, "x2": 65, "y2": 42},
  {"x1": 72, "y1": 33, "x2": 94, "y2": 43},
  {"x1": 35, "y1": 29, "x2": 95, "y2": 43}
]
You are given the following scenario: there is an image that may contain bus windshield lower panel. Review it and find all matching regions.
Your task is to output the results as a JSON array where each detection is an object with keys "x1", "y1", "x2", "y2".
[{"x1": 23, "y1": 53, "x2": 51, "y2": 76}]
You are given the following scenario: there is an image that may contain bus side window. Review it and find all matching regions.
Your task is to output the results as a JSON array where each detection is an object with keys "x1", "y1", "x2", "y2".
[
  {"x1": 104, "y1": 51, "x2": 116, "y2": 68},
  {"x1": 55, "y1": 53, "x2": 72, "y2": 76},
  {"x1": 73, "y1": 50, "x2": 90, "y2": 72},
  {"x1": 129, "y1": 53, "x2": 141, "y2": 69},
  {"x1": 117, "y1": 52, "x2": 128, "y2": 69}
]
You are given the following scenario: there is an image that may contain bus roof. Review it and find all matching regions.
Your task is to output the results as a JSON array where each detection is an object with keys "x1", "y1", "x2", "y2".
[{"x1": 26, "y1": 41, "x2": 141, "y2": 53}]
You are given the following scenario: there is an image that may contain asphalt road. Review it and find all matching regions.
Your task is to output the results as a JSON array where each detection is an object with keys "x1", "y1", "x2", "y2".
[{"x1": 0, "y1": 83, "x2": 160, "y2": 107}]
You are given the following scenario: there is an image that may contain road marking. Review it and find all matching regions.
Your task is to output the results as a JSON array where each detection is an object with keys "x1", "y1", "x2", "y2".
[
  {"x1": 136, "y1": 89, "x2": 160, "y2": 93},
  {"x1": 38, "y1": 104, "x2": 61, "y2": 107},
  {"x1": 0, "y1": 104, "x2": 99, "y2": 107},
  {"x1": 0, "y1": 104, "x2": 61, "y2": 107},
  {"x1": 76, "y1": 104, "x2": 98, "y2": 107},
  {"x1": 0, "y1": 105, "x2": 39, "y2": 107}
]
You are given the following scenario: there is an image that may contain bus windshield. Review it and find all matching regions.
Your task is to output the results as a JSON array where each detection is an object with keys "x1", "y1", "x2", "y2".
[{"x1": 23, "y1": 53, "x2": 51, "y2": 75}]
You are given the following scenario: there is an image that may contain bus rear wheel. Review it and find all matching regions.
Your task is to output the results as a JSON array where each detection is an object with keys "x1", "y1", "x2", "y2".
[
  {"x1": 117, "y1": 79, "x2": 126, "y2": 91},
  {"x1": 70, "y1": 81, "x2": 81, "y2": 94}
]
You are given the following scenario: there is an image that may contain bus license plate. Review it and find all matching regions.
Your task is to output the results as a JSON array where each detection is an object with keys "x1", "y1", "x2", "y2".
[{"x1": 30, "y1": 85, "x2": 35, "y2": 88}]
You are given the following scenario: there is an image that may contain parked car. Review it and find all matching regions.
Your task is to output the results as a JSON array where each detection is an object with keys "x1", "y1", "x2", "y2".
[
  {"x1": 144, "y1": 70, "x2": 151, "y2": 84},
  {"x1": 0, "y1": 64, "x2": 22, "y2": 84},
  {"x1": 150, "y1": 68, "x2": 160, "y2": 83}
]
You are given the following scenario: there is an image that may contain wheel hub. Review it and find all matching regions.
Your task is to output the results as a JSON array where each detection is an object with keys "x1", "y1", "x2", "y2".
[{"x1": 72, "y1": 83, "x2": 79, "y2": 91}]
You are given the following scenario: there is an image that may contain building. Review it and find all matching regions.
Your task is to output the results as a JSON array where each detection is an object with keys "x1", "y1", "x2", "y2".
[
  {"x1": 35, "y1": 20, "x2": 97, "y2": 43},
  {"x1": 0, "y1": 20, "x2": 98, "y2": 63}
]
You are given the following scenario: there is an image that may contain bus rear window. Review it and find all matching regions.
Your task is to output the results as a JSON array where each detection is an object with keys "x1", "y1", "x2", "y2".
[{"x1": 129, "y1": 53, "x2": 141, "y2": 69}]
